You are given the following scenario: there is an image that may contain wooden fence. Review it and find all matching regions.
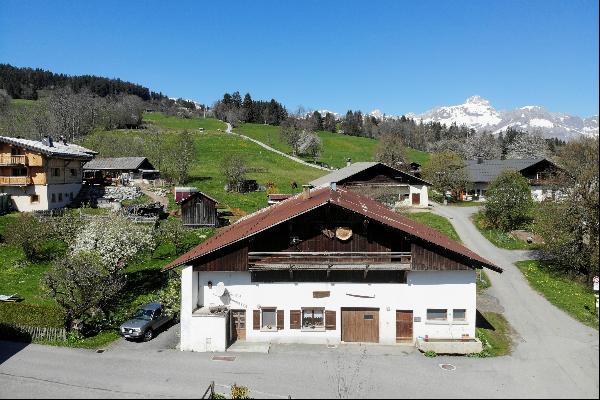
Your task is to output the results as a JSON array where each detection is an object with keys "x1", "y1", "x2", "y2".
[{"x1": 0, "y1": 323, "x2": 66, "y2": 342}]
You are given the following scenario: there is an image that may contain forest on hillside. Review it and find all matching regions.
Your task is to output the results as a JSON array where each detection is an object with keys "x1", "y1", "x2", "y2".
[{"x1": 0, "y1": 64, "x2": 166, "y2": 101}]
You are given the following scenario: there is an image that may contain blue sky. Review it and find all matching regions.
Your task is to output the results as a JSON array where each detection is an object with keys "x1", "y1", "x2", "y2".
[{"x1": 1, "y1": 0, "x2": 598, "y2": 116}]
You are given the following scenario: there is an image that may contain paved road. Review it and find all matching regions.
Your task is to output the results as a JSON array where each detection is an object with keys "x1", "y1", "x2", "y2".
[
  {"x1": 225, "y1": 122, "x2": 331, "y2": 171},
  {"x1": 1, "y1": 205, "x2": 598, "y2": 398},
  {"x1": 431, "y1": 204, "x2": 599, "y2": 395}
]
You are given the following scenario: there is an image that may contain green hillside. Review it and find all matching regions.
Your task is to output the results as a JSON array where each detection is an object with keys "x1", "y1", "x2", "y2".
[
  {"x1": 83, "y1": 115, "x2": 324, "y2": 214},
  {"x1": 143, "y1": 112, "x2": 226, "y2": 131},
  {"x1": 236, "y1": 122, "x2": 430, "y2": 168}
]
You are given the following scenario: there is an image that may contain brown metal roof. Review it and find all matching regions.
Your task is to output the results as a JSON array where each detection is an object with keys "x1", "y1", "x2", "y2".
[{"x1": 162, "y1": 187, "x2": 501, "y2": 273}]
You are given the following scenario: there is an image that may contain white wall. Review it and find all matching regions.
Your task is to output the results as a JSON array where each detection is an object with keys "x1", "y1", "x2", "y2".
[
  {"x1": 180, "y1": 268, "x2": 477, "y2": 351},
  {"x1": 396, "y1": 184, "x2": 429, "y2": 208},
  {"x1": 0, "y1": 183, "x2": 83, "y2": 211}
]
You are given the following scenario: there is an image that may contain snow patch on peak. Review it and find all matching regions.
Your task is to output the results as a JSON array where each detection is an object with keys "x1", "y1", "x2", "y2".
[{"x1": 465, "y1": 95, "x2": 490, "y2": 106}]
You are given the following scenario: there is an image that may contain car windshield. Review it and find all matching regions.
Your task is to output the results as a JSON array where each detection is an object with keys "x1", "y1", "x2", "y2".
[{"x1": 132, "y1": 309, "x2": 153, "y2": 320}]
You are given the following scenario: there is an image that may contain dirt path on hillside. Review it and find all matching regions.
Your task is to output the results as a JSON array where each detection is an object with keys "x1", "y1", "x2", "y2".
[{"x1": 225, "y1": 122, "x2": 331, "y2": 171}]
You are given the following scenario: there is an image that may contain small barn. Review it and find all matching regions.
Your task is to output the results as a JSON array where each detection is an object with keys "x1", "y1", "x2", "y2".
[
  {"x1": 177, "y1": 190, "x2": 219, "y2": 227},
  {"x1": 83, "y1": 157, "x2": 160, "y2": 182}
]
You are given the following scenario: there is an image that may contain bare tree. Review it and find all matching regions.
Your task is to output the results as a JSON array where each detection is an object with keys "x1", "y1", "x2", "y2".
[
  {"x1": 375, "y1": 133, "x2": 407, "y2": 168},
  {"x1": 221, "y1": 154, "x2": 248, "y2": 192}
]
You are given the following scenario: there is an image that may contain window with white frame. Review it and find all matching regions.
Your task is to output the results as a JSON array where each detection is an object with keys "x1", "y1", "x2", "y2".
[
  {"x1": 261, "y1": 308, "x2": 277, "y2": 330},
  {"x1": 453, "y1": 309, "x2": 466, "y2": 321},
  {"x1": 302, "y1": 308, "x2": 324, "y2": 330},
  {"x1": 426, "y1": 309, "x2": 447, "y2": 321}
]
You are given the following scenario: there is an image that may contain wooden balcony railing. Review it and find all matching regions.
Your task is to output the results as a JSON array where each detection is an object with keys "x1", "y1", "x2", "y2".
[
  {"x1": 0, "y1": 176, "x2": 31, "y2": 186},
  {"x1": 0, "y1": 155, "x2": 27, "y2": 166},
  {"x1": 248, "y1": 251, "x2": 412, "y2": 270}
]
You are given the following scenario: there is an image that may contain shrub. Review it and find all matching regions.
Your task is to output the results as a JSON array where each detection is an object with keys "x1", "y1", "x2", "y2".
[
  {"x1": 230, "y1": 384, "x2": 250, "y2": 399},
  {"x1": 423, "y1": 350, "x2": 437, "y2": 358},
  {"x1": 483, "y1": 170, "x2": 534, "y2": 231},
  {"x1": 71, "y1": 215, "x2": 154, "y2": 271},
  {"x1": 0, "y1": 302, "x2": 65, "y2": 328},
  {"x1": 157, "y1": 270, "x2": 181, "y2": 319},
  {"x1": 4, "y1": 213, "x2": 75, "y2": 261},
  {"x1": 23, "y1": 239, "x2": 68, "y2": 262}
]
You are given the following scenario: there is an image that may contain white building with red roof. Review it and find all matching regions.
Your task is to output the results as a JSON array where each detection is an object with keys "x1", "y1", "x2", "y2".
[{"x1": 164, "y1": 185, "x2": 500, "y2": 353}]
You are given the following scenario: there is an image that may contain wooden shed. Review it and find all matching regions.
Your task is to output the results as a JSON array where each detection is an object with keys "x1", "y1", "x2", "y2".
[{"x1": 178, "y1": 191, "x2": 218, "y2": 227}]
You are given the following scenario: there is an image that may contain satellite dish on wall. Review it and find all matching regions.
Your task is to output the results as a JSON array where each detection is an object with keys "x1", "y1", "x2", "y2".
[{"x1": 213, "y1": 282, "x2": 226, "y2": 297}]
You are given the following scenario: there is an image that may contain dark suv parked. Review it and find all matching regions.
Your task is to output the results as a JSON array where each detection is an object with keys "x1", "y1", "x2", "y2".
[{"x1": 119, "y1": 302, "x2": 172, "y2": 341}]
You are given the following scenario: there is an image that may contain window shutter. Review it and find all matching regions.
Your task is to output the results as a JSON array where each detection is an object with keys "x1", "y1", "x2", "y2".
[
  {"x1": 290, "y1": 310, "x2": 301, "y2": 329},
  {"x1": 277, "y1": 310, "x2": 284, "y2": 330},
  {"x1": 253, "y1": 310, "x2": 260, "y2": 330},
  {"x1": 325, "y1": 310, "x2": 336, "y2": 330}
]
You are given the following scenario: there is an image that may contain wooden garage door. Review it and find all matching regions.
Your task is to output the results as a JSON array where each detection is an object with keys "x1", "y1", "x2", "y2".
[
  {"x1": 396, "y1": 310, "x2": 413, "y2": 342},
  {"x1": 341, "y1": 308, "x2": 379, "y2": 343}
]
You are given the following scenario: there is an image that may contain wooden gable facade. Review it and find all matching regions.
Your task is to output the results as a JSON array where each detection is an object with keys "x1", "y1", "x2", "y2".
[
  {"x1": 190, "y1": 203, "x2": 474, "y2": 279},
  {"x1": 338, "y1": 163, "x2": 428, "y2": 187},
  {"x1": 180, "y1": 191, "x2": 218, "y2": 227}
]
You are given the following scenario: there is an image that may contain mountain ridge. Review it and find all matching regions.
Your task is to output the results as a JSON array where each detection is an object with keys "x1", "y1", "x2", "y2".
[{"x1": 403, "y1": 96, "x2": 598, "y2": 140}]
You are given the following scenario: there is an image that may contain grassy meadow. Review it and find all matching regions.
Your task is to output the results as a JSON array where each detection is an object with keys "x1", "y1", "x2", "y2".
[
  {"x1": 516, "y1": 260, "x2": 598, "y2": 329},
  {"x1": 403, "y1": 211, "x2": 461, "y2": 242},
  {"x1": 236, "y1": 123, "x2": 430, "y2": 169}
]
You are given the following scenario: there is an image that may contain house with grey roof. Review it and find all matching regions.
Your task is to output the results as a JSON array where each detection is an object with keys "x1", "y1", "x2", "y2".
[
  {"x1": 83, "y1": 157, "x2": 159, "y2": 182},
  {"x1": 463, "y1": 158, "x2": 561, "y2": 201},
  {"x1": 309, "y1": 161, "x2": 431, "y2": 208},
  {"x1": 0, "y1": 135, "x2": 96, "y2": 211}
]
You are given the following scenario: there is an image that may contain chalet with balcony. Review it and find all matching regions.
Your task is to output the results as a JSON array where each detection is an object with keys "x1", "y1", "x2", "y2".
[
  {"x1": 309, "y1": 162, "x2": 431, "y2": 208},
  {"x1": 463, "y1": 158, "x2": 562, "y2": 201},
  {"x1": 0, "y1": 136, "x2": 96, "y2": 211},
  {"x1": 163, "y1": 185, "x2": 501, "y2": 352}
]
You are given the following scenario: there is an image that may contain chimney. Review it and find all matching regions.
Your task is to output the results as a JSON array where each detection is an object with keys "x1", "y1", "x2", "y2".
[
  {"x1": 302, "y1": 184, "x2": 313, "y2": 200},
  {"x1": 45, "y1": 135, "x2": 54, "y2": 147},
  {"x1": 330, "y1": 182, "x2": 337, "y2": 191},
  {"x1": 346, "y1": 158, "x2": 352, "y2": 167},
  {"x1": 477, "y1": 156, "x2": 484, "y2": 164}
]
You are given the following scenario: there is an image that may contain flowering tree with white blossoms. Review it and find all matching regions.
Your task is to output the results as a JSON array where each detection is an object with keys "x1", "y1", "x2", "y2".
[{"x1": 71, "y1": 216, "x2": 155, "y2": 272}]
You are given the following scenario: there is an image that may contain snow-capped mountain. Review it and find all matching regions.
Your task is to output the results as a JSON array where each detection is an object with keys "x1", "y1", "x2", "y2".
[{"x1": 406, "y1": 96, "x2": 598, "y2": 140}]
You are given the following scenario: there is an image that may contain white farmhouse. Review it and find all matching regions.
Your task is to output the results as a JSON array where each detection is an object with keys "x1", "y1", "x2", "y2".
[
  {"x1": 309, "y1": 161, "x2": 431, "y2": 208},
  {"x1": 164, "y1": 186, "x2": 501, "y2": 353},
  {"x1": 463, "y1": 158, "x2": 562, "y2": 201},
  {"x1": 0, "y1": 136, "x2": 96, "y2": 211}
]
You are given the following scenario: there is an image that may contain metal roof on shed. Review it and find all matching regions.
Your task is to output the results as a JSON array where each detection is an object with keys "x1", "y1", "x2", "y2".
[{"x1": 83, "y1": 157, "x2": 153, "y2": 171}]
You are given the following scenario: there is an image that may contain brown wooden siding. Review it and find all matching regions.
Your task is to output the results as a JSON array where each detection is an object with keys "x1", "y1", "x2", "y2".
[
  {"x1": 411, "y1": 242, "x2": 471, "y2": 271},
  {"x1": 181, "y1": 196, "x2": 218, "y2": 227},
  {"x1": 194, "y1": 241, "x2": 248, "y2": 271},
  {"x1": 249, "y1": 205, "x2": 409, "y2": 265}
]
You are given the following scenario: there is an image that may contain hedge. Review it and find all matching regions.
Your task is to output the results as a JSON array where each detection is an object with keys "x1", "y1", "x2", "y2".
[{"x1": 0, "y1": 302, "x2": 65, "y2": 328}]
